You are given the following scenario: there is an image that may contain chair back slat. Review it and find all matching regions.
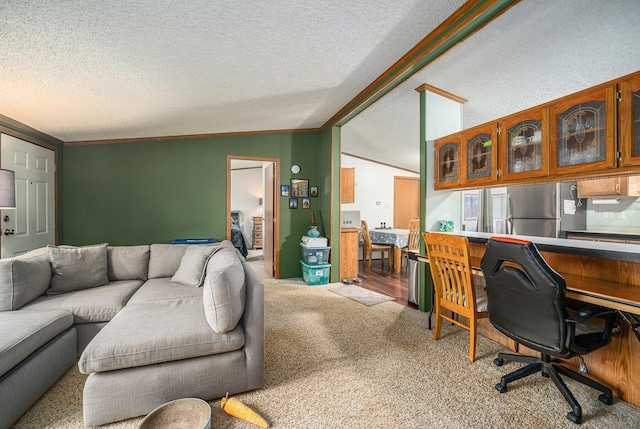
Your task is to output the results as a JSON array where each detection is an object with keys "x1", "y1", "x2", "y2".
[
  {"x1": 407, "y1": 218, "x2": 420, "y2": 250},
  {"x1": 424, "y1": 233, "x2": 476, "y2": 315}
]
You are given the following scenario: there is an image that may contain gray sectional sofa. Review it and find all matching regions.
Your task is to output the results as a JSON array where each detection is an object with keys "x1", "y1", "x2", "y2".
[{"x1": 0, "y1": 240, "x2": 264, "y2": 428}]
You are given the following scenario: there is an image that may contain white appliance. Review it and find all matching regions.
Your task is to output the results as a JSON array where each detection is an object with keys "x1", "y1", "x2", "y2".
[
  {"x1": 341, "y1": 210, "x2": 361, "y2": 228},
  {"x1": 301, "y1": 236, "x2": 328, "y2": 247}
]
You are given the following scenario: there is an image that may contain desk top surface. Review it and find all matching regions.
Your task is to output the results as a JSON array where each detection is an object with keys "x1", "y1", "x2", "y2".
[{"x1": 455, "y1": 231, "x2": 640, "y2": 263}]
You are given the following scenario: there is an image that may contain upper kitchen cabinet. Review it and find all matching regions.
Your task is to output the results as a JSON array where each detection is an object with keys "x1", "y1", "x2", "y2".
[
  {"x1": 434, "y1": 134, "x2": 461, "y2": 189},
  {"x1": 340, "y1": 167, "x2": 355, "y2": 203},
  {"x1": 462, "y1": 122, "x2": 497, "y2": 186},
  {"x1": 619, "y1": 72, "x2": 640, "y2": 167},
  {"x1": 499, "y1": 107, "x2": 548, "y2": 181},
  {"x1": 549, "y1": 84, "x2": 617, "y2": 175}
]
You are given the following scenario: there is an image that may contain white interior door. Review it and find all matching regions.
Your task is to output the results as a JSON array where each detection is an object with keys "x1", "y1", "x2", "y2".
[
  {"x1": 263, "y1": 162, "x2": 275, "y2": 276},
  {"x1": 1, "y1": 134, "x2": 55, "y2": 257}
]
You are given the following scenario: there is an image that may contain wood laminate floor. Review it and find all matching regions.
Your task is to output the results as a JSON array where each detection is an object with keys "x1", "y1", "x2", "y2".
[
  {"x1": 248, "y1": 256, "x2": 413, "y2": 307},
  {"x1": 352, "y1": 259, "x2": 412, "y2": 307}
]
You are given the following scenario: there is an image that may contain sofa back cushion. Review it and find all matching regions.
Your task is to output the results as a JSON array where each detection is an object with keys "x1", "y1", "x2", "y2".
[
  {"x1": 108, "y1": 245, "x2": 150, "y2": 281},
  {"x1": 171, "y1": 244, "x2": 219, "y2": 287},
  {"x1": 148, "y1": 244, "x2": 189, "y2": 278},
  {"x1": 202, "y1": 241, "x2": 246, "y2": 333},
  {"x1": 48, "y1": 243, "x2": 109, "y2": 295},
  {"x1": 0, "y1": 248, "x2": 52, "y2": 311}
]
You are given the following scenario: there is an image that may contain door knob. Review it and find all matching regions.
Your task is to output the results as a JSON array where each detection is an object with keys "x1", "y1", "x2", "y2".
[{"x1": 4, "y1": 229, "x2": 15, "y2": 236}]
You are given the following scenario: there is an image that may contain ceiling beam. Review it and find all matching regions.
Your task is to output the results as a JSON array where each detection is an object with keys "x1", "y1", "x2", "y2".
[{"x1": 323, "y1": 0, "x2": 520, "y2": 129}]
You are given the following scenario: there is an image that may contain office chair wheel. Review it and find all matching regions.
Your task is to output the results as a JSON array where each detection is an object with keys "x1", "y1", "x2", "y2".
[
  {"x1": 493, "y1": 357, "x2": 504, "y2": 366},
  {"x1": 495, "y1": 383, "x2": 507, "y2": 393},
  {"x1": 598, "y1": 393, "x2": 613, "y2": 405},
  {"x1": 566, "y1": 412, "x2": 581, "y2": 424}
]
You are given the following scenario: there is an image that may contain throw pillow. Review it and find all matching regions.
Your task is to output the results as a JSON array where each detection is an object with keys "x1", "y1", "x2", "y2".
[
  {"x1": 171, "y1": 244, "x2": 219, "y2": 287},
  {"x1": 202, "y1": 241, "x2": 246, "y2": 333},
  {"x1": 107, "y1": 245, "x2": 150, "y2": 281},
  {"x1": 47, "y1": 243, "x2": 109, "y2": 295},
  {"x1": 148, "y1": 244, "x2": 189, "y2": 279}
]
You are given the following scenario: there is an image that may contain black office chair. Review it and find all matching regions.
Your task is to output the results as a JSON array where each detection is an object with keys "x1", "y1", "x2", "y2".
[{"x1": 481, "y1": 236, "x2": 617, "y2": 424}]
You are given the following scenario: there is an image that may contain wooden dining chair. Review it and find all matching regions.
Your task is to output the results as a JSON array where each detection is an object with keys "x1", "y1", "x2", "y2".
[
  {"x1": 400, "y1": 218, "x2": 420, "y2": 271},
  {"x1": 423, "y1": 232, "x2": 488, "y2": 362},
  {"x1": 361, "y1": 220, "x2": 393, "y2": 270}
]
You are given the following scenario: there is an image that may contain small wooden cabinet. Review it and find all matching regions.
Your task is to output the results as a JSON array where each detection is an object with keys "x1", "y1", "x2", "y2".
[
  {"x1": 462, "y1": 122, "x2": 498, "y2": 185},
  {"x1": 340, "y1": 228, "x2": 360, "y2": 280},
  {"x1": 252, "y1": 216, "x2": 263, "y2": 249},
  {"x1": 434, "y1": 134, "x2": 461, "y2": 189},
  {"x1": 499, "y1": 107, "x2": 548, "y2": 181},
  {"x1": 340, "y1": 167, "x2": 355, "y2": 203},
  {"x1": 577, "y1": 176, "x2": 640, "y2": 197},
  {"x1": 619, "y1": 73, "x2": 640, "y2": 167},
  {"x1": 550, "y1": 84, "x2": 617, "y2": 175}
]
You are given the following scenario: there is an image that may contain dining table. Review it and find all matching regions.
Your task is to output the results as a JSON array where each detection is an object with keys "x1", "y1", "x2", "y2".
[{"x1": 369, "y1": 228, "x2": 409, "y2": 273}]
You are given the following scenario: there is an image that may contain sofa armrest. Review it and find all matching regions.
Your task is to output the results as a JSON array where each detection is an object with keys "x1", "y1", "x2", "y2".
[{"x1": 239, "y1": 260, "x2": 265, "y2": 389}]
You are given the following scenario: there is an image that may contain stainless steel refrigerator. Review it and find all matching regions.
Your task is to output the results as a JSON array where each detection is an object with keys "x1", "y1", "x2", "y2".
[{"x1": 506, "y1": 182, "x2": 585, "y2": 238}]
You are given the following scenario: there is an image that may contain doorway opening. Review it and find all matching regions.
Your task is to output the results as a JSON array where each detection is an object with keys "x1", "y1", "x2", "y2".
[{"x1": 227, "y1": 156, "x2": 280, "y2": 279}]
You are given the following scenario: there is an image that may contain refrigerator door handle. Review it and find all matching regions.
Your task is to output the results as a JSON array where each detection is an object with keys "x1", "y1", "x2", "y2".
[{"x1": 506, "y1": 195, "x2": 513, "y2": 234}]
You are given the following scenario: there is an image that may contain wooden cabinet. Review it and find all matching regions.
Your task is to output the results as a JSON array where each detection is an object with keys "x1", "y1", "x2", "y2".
[
  {"x1": 550, "y1": 84, "x2": 617, "y2": 175},
  {"x1": 432, "y1": 71, "x2": 640, "y2": 190},
  {"x1": 577, "y1": 176, "x2": 640, "y2": 198},
  {"x1": 434, "y1": 134, "x2": 461, "y2": 189},
  {"x1": 462, "y1": 122, "x2": 498, "y2": 185},
  {"x1": 340, "y1": 167, "x2": 355, "y2": 203},
  {"x1": 499, "y1": 107, "x2": 548, "y2": 181},
  {"x1": 340, "y1": 228, "x2": 360, "y2": 280},
  {"x1": 252, "y1": 216, "x2": 263, "y2": 249},
  {"x1": 619, "y1": 73, "x2": 640, "y2": 167}
]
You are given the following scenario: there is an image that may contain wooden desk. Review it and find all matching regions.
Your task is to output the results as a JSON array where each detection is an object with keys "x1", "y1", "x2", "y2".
[
  {"x1": 417, "y1": 243, "x2": 640, "y2": 406},
  {"x1": 466, "y1": 239, "x2": 640, "y2": 407}
]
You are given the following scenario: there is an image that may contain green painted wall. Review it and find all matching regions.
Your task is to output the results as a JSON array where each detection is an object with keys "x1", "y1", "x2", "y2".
[{"x1": 61, "y1": 131, "x2": 327, "y2": 278}]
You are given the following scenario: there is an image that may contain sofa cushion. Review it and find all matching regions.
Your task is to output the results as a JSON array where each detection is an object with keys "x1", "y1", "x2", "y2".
[
  {"x1": 78, "y1": 297, "x2": 245, "y2": 373},
  {"x1": 48, "y1": 244, "x2": 109, "y2": 295},
  {"x1": 202, "y1": 241, "x2": 246, "y2": 333},
  {"x1": 171, "y1": 244, "x2": 219, "y2": 287},
  {"x1": 23, "y1": 280, "x2": 143, "y2": 324},
  {"x1": 108, "y1": 245, "x2": 150, "y2": 281},
  {"x1": 148, "y1": 244, "x2": 189, "y2": 279},
  {"x1": 0, "y1": 309, "x2": 73, "y2": 377},
  {"x1": 0, "y1": 248, "x2": 52, "y2": 311},
  {"x1": 127, "y1": 278, "x2": 203, "y2": 304}
]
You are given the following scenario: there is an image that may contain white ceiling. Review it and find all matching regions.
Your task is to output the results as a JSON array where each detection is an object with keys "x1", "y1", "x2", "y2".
[
  {"x1": 3, "y1": 1, "x2": 639, "y2": 173},
  {"x1": 0, "y1": 0, "x2": 465, "y2": 142},
  {"x1": 342, "y1": 0, "x2": 640, "y2": 171}
]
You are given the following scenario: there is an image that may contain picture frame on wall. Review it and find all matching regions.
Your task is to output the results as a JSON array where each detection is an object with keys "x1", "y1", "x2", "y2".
[
  {"x1": 310, "y1": 186, "x2": 318, "y2": 197},
  {"x1": 289, "y1": 198, "x2": 298, "y2": 209},
  {"x1": 302, "y1": 198, "x2": 310, "y2": 209},
  {"x1": 290, "y1": 178, "x2": 309, "y2": 198},
  {"x1": 281, "y1": 185, "x2": 290, "y2": 196}
]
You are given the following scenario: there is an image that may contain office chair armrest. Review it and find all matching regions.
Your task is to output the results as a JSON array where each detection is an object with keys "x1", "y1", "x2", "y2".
[{"x1": 566, "y1": 305, "x2": 616, "y2": 324}]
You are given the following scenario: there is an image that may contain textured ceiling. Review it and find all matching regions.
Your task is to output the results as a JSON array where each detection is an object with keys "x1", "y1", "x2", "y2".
[
  {"x1": 342, "y1": 0, "x2": 640, "y2": 172},
  {"x1": 0, "y1": 0, "x2": 465, "y2": 142}
]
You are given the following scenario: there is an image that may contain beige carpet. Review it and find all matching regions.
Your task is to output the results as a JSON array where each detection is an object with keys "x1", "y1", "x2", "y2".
[{"x1": 13, "y1": 280, "x2": 640, "y2": 429}]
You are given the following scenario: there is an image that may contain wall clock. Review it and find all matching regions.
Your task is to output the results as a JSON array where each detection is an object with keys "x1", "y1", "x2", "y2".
[{"x1": 290, "y1": 165, "x2": 300, "y2": 174}]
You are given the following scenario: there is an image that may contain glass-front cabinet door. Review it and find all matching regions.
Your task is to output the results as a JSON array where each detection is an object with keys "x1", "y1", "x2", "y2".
[
  {"x1": 500, "y1": 107, "x2": 548, "y2": 181},
  {"x1": 549, "y1": 85, "x2": 616, "y2": 175},
  {"x1": 434, "y1": 134, "x2": 461, "y2": 189},
  {"x1": 619, "y1": 72, "x2": 640, "y2": 167},
  {"x1": 462, "y1": 122, "x2": 497, "y2": 186}
]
